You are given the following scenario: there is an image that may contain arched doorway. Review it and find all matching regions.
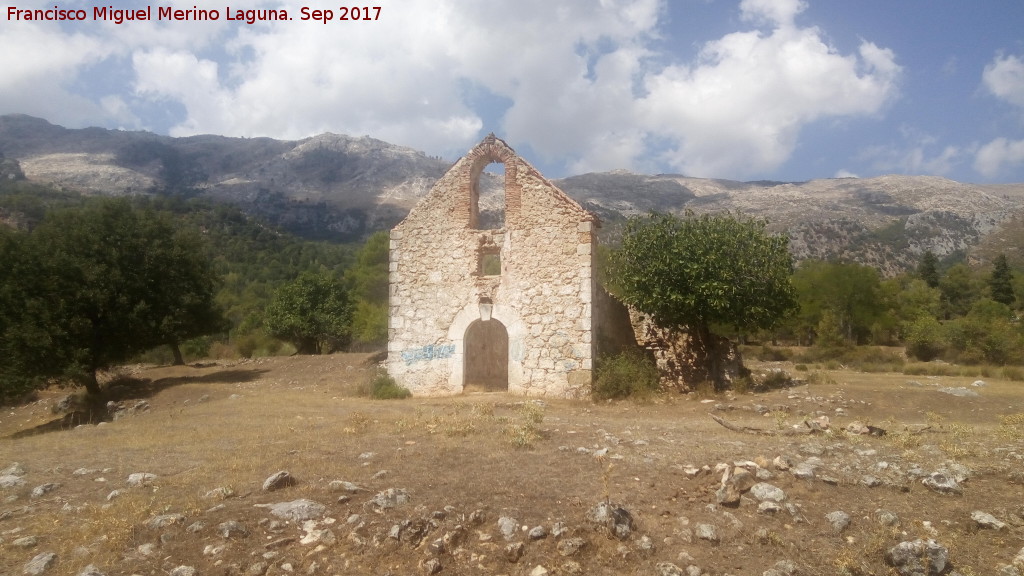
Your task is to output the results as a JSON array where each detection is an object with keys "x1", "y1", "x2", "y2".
[{"x1": 464, "y1": 318, "x2": 508, "y2": 390}]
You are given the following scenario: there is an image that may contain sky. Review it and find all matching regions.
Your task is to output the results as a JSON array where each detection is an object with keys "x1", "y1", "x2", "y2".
[{"x1": 2, "y1": 0, "x2": 1024, "y2": 183}]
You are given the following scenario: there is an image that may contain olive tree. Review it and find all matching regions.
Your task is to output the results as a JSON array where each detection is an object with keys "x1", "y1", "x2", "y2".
[{"x1": 610, "y1": 212, "x2": 797, "y2": 388}]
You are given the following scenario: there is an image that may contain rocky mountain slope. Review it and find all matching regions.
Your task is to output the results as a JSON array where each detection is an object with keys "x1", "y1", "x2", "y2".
[{"x1": 3, "y1": 114, "x2": 1023, "y2": 271}]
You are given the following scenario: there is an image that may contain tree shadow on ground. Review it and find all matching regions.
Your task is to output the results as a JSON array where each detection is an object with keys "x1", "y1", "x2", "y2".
[{"x1": 7, "y1": 367, "x2": 268, "y2": 439}]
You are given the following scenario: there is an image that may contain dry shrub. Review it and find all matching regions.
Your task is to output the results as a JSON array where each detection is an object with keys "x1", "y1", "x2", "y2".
[{"x1": 592, "y1": 350, "x2": 659, "y2": 400}]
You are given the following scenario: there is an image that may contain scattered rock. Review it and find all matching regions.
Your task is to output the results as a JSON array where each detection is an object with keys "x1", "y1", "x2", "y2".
[
  {"x1": 922, "y1": 472, "x2": 962, "y2": 495},
  {"x1": 586, "y1": 501, "x2": 634, "y2": 539},
  {"x1": 971, "y1": 510, "x2": 1007, "y2": 530},
  {"x1": 31, "y1": 483, "x2": 60, "y2": 498},
  {"x1": 299, "y1": 521, "x2": 336, "y2": 545},
  {"x1": 757, "y1": 502, "x2": 783, "y2": 514},
  {"x1": 529, "y1": 565, "x2": 549, "y2": 576},
  {"x1": 937, "y1": 387, "x2": 978, "y2": 398},
  {"x1": 218, "y1": 520, "x2": 249, "y2": 538},
  {"x1": 656, "y1": 563, "x2": 686, "y2": 576},
  {"x1": 328, "y1": 480, "x2": 365, "y2": 493},
  {"x1": 875, "y1": 509, "x2": 900, "y2": 526},
  {"x1": 168, "y1": 567, "x2": 197, "y2": 576},
  {"x1": 12, "y1": 535, "x2": 39, "y2": 548},
  {"x1": 262, "y1": 470, "x2": 295, "y2": 491},
  {"x1": 53, "y1": 395, "x2": 75, "y2": 414},
  {"x1": 860, "y1": 475, "x2": 882, "y2": 488},
  {"x1": 715, "y1": 482, "x2": 741, "y2": 506},
  {"x1": 497, "y1": 516, "x2": 518, "y2": 541},
  {"x1": 76, "y1": 565, "x2": 105, "y2": 576},
  {"x1": 366, "y1": 488, "x2": 410, "y2": 512},
  {"x1": 505, "y1": 542, "x2": 525, "y2": 562},
  {"x1": 528, "y1": 525, "x2": 547, "y2": 540},
  {"x1": 695, "y1": 524, "x2": 719, "y2": 543},
  {"x1": 137, "y1": 543, "x2": 156, "y2": 557},
  {"x1": 885, "y1": 539, "x2": 948, "y2": 576},
  {"x1": 203, "y1": 486, "x2": 234, "y2": 500},
  {"x1": 145, "y1": 513, "x2": 185, "y2": 530},
  {"x1": 971, "y1": 380, "x2": 986, "y2": 387},
  {"x1": 24, "y1": 552, "x2": 57, "y2": 575},
  {"x1": 111, "y1": 400, "x2": 150, "y2": 420},
  {"x1": 826, "y1": 511, "x2": 851, "y2": 533},
  {"x1": 750, "y1": 482, "x2": 786, "y2": 502},
  {"x1": 0, "y1": 475, "x2": 26, "y2": 489},
  {"x1": 420, "y1": 558, "x2": 442, "y2": 575},
  {"x1": 557, "y1": 536, "x2": 586, "y2": 557},
  {"x1": 126, "y1": 473, "x2": 157, "y2": 487},
  {"x1": 265, "y1": 499, "x2": 326, "y2": 522}
]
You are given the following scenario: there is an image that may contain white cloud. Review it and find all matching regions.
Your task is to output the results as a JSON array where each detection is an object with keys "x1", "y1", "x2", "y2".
[
  {"x1": 0, "y1": 22, "x2": 116, "y2": 126},
  {"x1": 636, "y1": 13, "x2": 900, "y2": 177},
  {"x1": 974, "y1": 137, "x2": 1024, "y2": 178},
  {"x1": 739, "y1": 0, "x2": 807, "y2": 26},
  {"x1": 983, "y1": 53, "x2": 1024, "y2": 108},
  {"x1": 834, "y1": 169, "x2": 858, "y2": 178},
  {"x1": 1, "y1": 0, "x2": 901, "y2": 179},
  {"x1": 860, "y1": 141, "x2": 963, "y2": 176}
]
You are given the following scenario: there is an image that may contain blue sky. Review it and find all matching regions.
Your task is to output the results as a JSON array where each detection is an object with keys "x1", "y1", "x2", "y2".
[{"x1": 2, "y1": 0, "x2": 1023, "y2": 182}]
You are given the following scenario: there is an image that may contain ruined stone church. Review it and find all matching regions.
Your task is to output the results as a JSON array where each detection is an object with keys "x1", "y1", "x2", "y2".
[{"x1": 386, "y1": 135, "x2": 601, "y2": 397}]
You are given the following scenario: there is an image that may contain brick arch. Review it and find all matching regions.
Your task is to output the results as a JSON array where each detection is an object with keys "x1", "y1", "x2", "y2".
[{"x1": 463, "y1": 134, "x2": 521, "y2": 229}]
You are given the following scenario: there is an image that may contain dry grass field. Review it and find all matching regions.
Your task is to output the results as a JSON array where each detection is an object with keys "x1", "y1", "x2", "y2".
[{"x1": 1, "y1": 353, "x2": 1023, "y2": 576}]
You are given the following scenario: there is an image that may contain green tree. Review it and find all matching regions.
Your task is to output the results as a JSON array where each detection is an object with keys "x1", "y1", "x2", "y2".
[
  {"x1": 989, "y1": 253, "x2": 1016, "y2": 307},
  {"x1": 346, "y1": 230, "x2": 390, "y2": 347},
  {"x1": 150, "y1": 228, "x2": 229, "y2": 364},
  {"x1": 916, "y1": 250, "x2": 940, "y2": 288},
  {"x1": 1, "y1": 199, "x2": 225, "y2": 396},
  {"x1": 610, "y1": 212, "x2": 797, "y2": 387},
  {"x1": 904, "y1": 315, "x2": 945, "y2": 362},
  {"x1": 944, "y1": 298, "x2": 1020, "y2": 364},
  {"x1": 265, "y1": 270, "x2": 353, "y2": 354},
  {"x1": 939, "y1": 263, "x2": 980, "y2": 318},
  {"x1": 791, "y1": 260, "x2": 886, "y2": 345}
]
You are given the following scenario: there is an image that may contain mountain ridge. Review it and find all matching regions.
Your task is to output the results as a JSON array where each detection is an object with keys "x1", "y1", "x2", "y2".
[{"x1": 2, "y1": 114, "x2": 1023, "y2": 272}]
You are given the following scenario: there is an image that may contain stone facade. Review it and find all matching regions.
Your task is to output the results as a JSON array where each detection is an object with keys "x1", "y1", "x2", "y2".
[{"x1": 387, "y1": 135, "x2": 598, "y2": 397}]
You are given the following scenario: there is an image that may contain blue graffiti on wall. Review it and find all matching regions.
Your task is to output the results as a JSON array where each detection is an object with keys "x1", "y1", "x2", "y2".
[{"x1": 401, "y1": 343, "x2": 456, "y2": 365}]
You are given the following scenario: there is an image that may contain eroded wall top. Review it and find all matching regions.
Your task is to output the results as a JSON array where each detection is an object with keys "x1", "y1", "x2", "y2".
[{"x1": 395, "y1": 134, "x2": 595, "y2": 233}]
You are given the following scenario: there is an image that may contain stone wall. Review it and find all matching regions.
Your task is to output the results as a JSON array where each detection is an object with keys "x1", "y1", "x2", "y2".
[
  {"x1": 387, "y1": 135, "x2": 598, "y2": 397},
  {"x1": 628, "y1": 309, "x2": 744, "y2": 392}
]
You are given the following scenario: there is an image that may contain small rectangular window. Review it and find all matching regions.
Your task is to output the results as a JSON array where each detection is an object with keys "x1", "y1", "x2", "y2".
[{"x1": 480, "y1": 252, "x2": 501, "y2": 276}]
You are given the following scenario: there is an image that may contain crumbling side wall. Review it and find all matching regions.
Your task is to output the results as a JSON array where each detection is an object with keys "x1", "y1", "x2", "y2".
[{"x1": 628, "y1": 309, "x2": 743, "y2": 392}]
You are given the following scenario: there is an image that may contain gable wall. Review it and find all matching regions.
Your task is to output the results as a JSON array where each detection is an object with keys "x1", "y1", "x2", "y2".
[{"x1": 387, "y1": 136, "x2": 596, "y2": 397}]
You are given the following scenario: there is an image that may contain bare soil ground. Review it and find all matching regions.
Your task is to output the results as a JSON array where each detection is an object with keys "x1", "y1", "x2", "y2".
[{"x1": 1, "y1": 354, "x2": 1023, "y2": 576}]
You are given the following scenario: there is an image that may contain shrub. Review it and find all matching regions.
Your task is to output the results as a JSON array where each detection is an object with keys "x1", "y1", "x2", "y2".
[
  {"x1": 756, "y1": 344, "x2": 792, "y2": 361},
  {"x1": 593, "y1": 349, "x2": 660, "y2": 400},
  {"x1": 904, "y1": 315, "x2": 945, "y2": 361},
  {"x1": 367, "y1": 371, "x2": 411, "y2": 400},
  {"x1": 1003, "y1": 366, "x2": 1024, "y2": 382},
  {"x1": 759, "y1": 370, "x2": 794, "y2": 390}
]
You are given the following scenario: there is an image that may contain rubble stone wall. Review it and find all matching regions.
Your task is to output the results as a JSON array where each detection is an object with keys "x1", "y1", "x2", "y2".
[{"x1": 387, "y1": 135, "x2": 597, "y2": 397}]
